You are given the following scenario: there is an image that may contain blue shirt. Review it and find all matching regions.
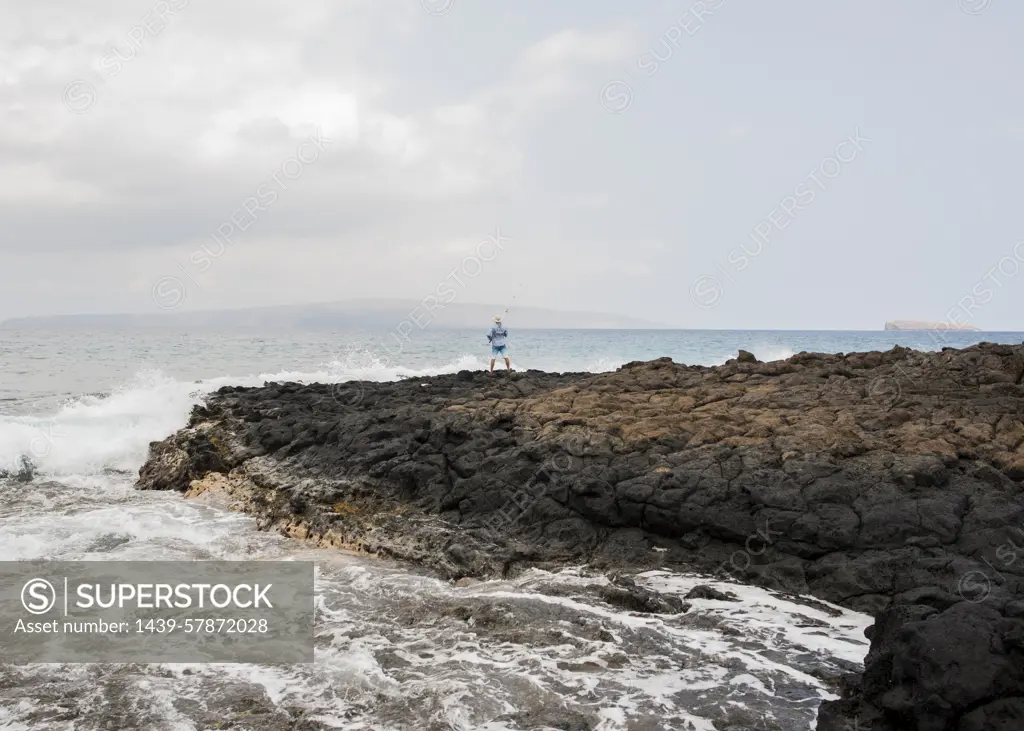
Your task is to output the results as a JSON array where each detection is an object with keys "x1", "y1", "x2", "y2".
[{"x1": 488, "y1": 325, "x2": 508, "y2": 347}]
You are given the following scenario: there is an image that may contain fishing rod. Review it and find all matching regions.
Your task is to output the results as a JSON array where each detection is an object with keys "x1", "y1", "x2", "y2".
[{"x1": 503, "y1": 282, "x2": 525, "y2": 317}]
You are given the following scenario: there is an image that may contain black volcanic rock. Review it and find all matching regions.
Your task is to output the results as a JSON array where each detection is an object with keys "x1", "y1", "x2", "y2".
[{"x1": 137, "y1": 343, "x2": 1024, "y2": 730}]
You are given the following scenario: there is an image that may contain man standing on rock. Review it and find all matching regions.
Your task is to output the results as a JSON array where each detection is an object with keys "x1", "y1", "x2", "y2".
[{"x1": 487, "y1": 315, "x2": 511, "y2": 374}]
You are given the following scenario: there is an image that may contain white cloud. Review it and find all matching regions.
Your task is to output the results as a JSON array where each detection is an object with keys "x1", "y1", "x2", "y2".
[
  {"x1": 0, "y1": 163, "x2": 104, "y2": 203},
  {"x1": 0, "y1": 0, "x2": 643, "y2": 317},
  {"x1": 520, "y1": 28, "x2": 632, "y2": 70},
  {"x1": 197, "y1": 88, "x2": 361, "y2": 159}
]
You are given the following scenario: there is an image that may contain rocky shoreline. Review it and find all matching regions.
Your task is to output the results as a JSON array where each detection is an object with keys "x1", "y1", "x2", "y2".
[{"x1": 137, "y1": 343, "x2": 1024, "y2": 730}]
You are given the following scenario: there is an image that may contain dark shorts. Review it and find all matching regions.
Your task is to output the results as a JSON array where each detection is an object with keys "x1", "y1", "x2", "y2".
[{"x1": 491, "y1": 345, "x2": 507, "y2": 357}]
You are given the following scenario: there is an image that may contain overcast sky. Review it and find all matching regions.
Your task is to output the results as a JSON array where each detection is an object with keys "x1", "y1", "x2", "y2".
[{"x1": 2, "y1": 0, "x2": 1021, "y2": 329}]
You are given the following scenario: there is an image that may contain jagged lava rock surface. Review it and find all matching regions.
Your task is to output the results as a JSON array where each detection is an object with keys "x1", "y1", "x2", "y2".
[{"x1": 138, "y1": 343, "x2": 1024, "y2": 730}]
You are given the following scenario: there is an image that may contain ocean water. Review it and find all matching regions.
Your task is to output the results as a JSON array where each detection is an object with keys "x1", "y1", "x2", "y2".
[{"x1": 1, "y1": 327, "x2": 1020, "y2": 730}]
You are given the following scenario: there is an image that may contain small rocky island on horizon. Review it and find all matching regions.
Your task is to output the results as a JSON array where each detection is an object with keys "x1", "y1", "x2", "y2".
[{"x1": 884, "y1": 319, "x2": 980, "y2": 331}]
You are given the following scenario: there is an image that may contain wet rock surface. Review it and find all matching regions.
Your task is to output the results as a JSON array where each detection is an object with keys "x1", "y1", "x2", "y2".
[{"x1": 137, "y1": 343, "x2": 1024, "y2": 730}]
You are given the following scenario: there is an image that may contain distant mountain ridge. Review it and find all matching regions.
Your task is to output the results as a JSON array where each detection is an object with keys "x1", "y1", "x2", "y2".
[
  {"x1": 0, "y1": 299, "x2": 664, "y2": 330},
  {"x1": 884, "y1": 319, "x2": 981, "y2": 331}
]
